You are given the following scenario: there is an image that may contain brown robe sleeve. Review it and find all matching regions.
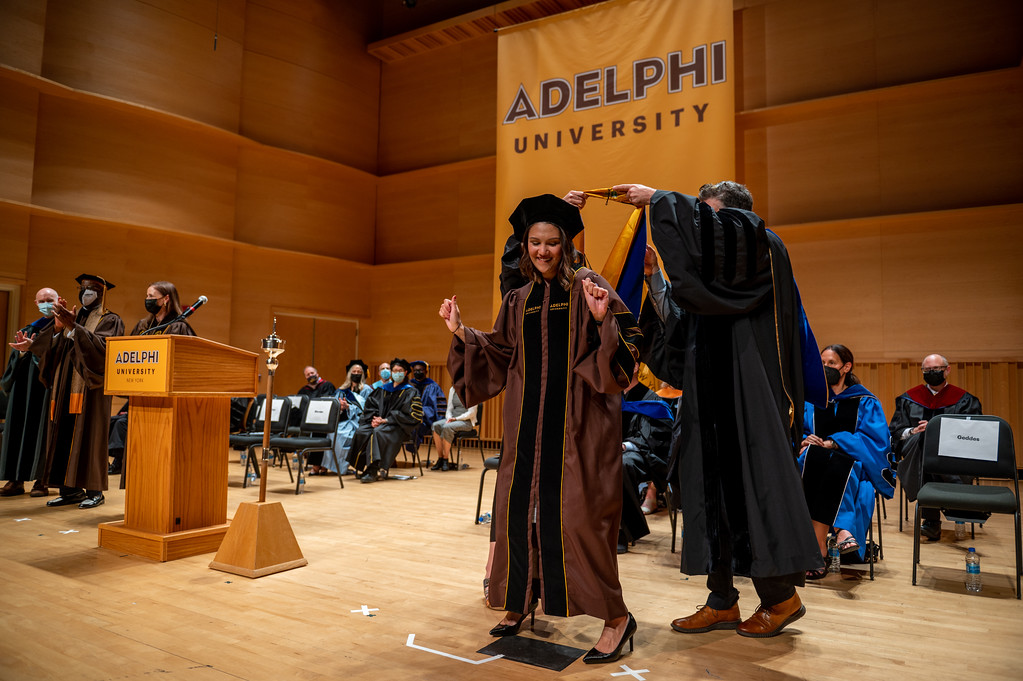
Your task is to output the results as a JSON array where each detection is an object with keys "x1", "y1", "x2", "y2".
[
  {"x1": 572, "y1": 270, "x2": 639, "y2": 395},
  {"x1": 70, "y1": 313, "x2": 124, "y2": 388},
  {"x1": 447, "y1": 288, "x2": 521, "y2": 408}
]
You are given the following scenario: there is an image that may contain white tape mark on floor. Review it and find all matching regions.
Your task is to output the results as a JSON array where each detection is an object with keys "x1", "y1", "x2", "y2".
[{"x1": 405, "y1": 634, "x2": 504, "y2": 665}]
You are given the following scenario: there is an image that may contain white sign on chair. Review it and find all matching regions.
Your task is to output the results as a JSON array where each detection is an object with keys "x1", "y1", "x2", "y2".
[{"x1": 937, "y1": 417, "x2": 999, "y2": 462}]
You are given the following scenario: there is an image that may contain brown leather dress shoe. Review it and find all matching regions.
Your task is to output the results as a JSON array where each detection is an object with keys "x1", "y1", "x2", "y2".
[
  {"x1": 0, "y1": 481, "x2": 25, "y2": 497},
  {"x1": 670, "y1": 604, "x2": 741, "y2": 633},
  {"x1": 736, "y1": 592, "x2": 805, "y2": 638},
  {"x1": 29, "y1": 481, "x2": 49, "y2": 497}
]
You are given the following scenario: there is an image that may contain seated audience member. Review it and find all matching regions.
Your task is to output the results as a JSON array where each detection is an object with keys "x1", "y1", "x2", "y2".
[
  {"x1": 371, "y1": 362, "x2": 392, "y2": 389},
  {"x1": 409, "y1": 360, "x2": 445, "y2": 446},
  {"x1": 890, "y1": 353, "x2": 982, "y2": 541},
  {"x1": 110, "y1": 281, "x2": 197, "y2": 477},
  {"x1": 321, "y1": 364, "x2": 372, "y2": 475},
  {"x1": 342, "y1": 359, "x2": 373, "y2": 399},
  {"x1": 299, "y1": 365, "x2": 336, "y2": 398},
  {"x1": 348, "y1": 358, "x2": 422, "y2": 483},
  {"x1": 619, "y1": 365, "x2": 673, "y2": 553},
  {"x1": 429, "y1": 386, "x2": 478, "y2": 471},
  {"x1": 1, "y1": 287, "x2": 60, "y2": 498},
  {"x1": 799, "y1": 345, "x2": 894, "y2": 577}
]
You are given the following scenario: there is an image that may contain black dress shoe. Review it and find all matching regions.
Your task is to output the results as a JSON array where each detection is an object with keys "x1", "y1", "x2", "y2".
[
  {"x1": 489, "y1": 601, "x2": 538, "y2": 637},
  {"x1": 430, "y1": 458, "x2": 448, "y2": 471},
  {"x1": 46, "y1": 491, "x2": 87, "y2": 507},
  {"x1": 79, "y1": 494, "x2": 105, "y2": 509},
  {"x1": 921, "y1": 521, "x2": 942, "y2": 541},
  {"x1": 583, "y1": 613, "x2": 637, "y2": 664},
  {"x1": 359, "y1": 465, "x2": 380, "y2": 484}
]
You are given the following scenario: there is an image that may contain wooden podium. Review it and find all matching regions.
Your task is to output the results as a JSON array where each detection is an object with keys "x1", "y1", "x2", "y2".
[{"x1": 99, "y1": 335, "x2": 258, "y2": 561}]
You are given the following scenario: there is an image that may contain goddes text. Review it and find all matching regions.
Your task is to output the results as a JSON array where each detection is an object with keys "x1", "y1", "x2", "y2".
[{"x1": 502, "y1": 42, "x2": 726, "y2": 125}]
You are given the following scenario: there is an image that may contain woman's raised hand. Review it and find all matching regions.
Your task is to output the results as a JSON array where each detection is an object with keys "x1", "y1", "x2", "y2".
[
  {"x1": 440, "y1": 295, "x2": 461, "y2": 333},
  {"x1": 581, "y1": 277, "x2": 609, "y2": 323}
]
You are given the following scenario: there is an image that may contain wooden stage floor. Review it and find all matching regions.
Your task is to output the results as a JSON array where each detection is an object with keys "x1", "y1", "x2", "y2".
[{"x1": 1, "y1": 452, "x2": 1020, "y2": 680}]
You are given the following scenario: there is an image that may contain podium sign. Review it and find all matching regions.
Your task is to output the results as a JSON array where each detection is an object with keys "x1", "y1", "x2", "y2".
[
  {"x1": 99, "y1": 336, "x2": 258, "y2": 561},
  {"x1": 106, "y1": 337, "x2": 170, "y2": 393}
]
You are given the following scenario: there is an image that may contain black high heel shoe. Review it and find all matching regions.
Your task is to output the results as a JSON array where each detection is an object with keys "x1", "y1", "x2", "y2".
[
  {"x1": 583, "y1": 612, "x2": 637, "y2": 664},
  {"x1": 488, "y1": 601, "x2": 538, "y2": 637}
]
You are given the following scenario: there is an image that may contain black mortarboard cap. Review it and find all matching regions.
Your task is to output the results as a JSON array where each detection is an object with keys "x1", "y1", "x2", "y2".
[
  {"x1": 346, "y1": 359, "x2": 368, "y2": 373},
  {"x1": 390, "y1": 357, "x2": 411, "y2": 372},
  {"x1": 508, "y1": 194, "x2": 585, "y2": 240},
  {"x1": 75, "y1": 273, "x2": 115, "y2": 290}
]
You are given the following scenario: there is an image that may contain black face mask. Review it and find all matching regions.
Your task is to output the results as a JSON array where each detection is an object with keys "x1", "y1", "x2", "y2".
[
  {"x1": 923, "y1": 369, "x2": 946, "y2": 387},
  {"x1": 144, "y1": 298, "x2": 162, "y2": 314},
  {"x1": 413, "y1": 370, "x2": 426, "y2": 381},
  {"x1": 307, "y1": 375, "x2": 319, "y2": 384},
  {"x1": 824, "y1": 366, "x2": 842, "y2": 386},
  {"x1": 351, "y1": 373, "x2": 362, "y2": 384}
]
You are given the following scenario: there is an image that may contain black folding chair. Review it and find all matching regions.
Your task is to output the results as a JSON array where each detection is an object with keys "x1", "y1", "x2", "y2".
[
  {"x1": 912, "y1": 414, "x2": 1020, "y2": 598},
  {"x1": 268, "y1": 397, "x2": 342, "y2": 495},
  {"x1": 475, "y1": 444, "x2": 501, "y2": 524},
  {"x1": 452, "y1": 402, "x2": 485, "y2": 470},
  {"x1": 232, "y1": 396, "x2": 289, "y2": 488}
]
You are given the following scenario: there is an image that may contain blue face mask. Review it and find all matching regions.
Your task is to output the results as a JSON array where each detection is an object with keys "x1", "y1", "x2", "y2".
[
  {"x1": 391, "y1": 371, "x2": 405, "y2": 384},
  {"x1": 38, "y1": 302, "x2": 56, "y2": 317},
  {"x1": 379, "y1": 369, "x2": 391, "y2": 381}
]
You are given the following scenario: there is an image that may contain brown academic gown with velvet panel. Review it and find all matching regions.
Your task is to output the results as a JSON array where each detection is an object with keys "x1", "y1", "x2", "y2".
[
  {"x1": 448, "y1": 268, "x2": 641, "y2": 621},
  {"x1": 32, "y1": 305, "x2": 124, "y2": 491}
]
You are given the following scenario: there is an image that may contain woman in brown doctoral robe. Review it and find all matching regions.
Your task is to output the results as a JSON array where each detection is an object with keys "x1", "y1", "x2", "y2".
[{"x1": 440, "y1": 194, "x2": 641, "y2": 664}]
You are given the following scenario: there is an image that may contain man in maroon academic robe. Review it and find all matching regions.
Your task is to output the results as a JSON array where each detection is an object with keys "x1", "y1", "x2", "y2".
[{"x1": 890, "y1": 353, "x2": 982, "y2": 540}]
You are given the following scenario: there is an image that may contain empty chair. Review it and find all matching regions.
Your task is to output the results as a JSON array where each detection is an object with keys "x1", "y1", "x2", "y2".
[
  {"x1": 231, "y1": 396, "x2": 289, "y2": 487},
  {"x1": 268, "y1": 398, "x2": 342, "y2": 494},
  {"x1": 912, "y1": 414, "x2": 1020, "y2": 598}
]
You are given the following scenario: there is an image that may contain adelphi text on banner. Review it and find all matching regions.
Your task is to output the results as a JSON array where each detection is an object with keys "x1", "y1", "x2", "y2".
[{"x1": 495, "y1": 0, "x2": 734, "y2": 307}]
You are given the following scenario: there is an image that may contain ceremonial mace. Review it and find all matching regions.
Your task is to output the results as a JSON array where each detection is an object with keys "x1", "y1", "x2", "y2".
[
  {"x1": 257, "y1": 320, "x2": 285, "y2": 503},
  {"x1": 209, "y1": 319, "x2": 307, "y2": 577}
]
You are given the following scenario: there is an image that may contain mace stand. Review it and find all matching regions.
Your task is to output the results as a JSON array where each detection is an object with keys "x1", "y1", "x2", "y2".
[{"x1": 209, "y1": 321, "x2": 307, "y2": 578}]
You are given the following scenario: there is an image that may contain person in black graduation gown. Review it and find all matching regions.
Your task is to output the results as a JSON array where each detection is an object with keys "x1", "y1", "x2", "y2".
[
  {"x1": 568, "y1": 181, "x2": 825, "y2": 639},
  {"x1": 348, "y1": 357, "x2": 422, "y2": 483},
  {"x1": 890, "y1": 353, "x2": 983, "y2": 540},
  {"x1": 1, "y1": 288, "x2": 60, "y2": 498}
]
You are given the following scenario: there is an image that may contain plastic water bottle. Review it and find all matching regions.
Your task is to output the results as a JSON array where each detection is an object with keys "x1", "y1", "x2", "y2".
[
  {"x1": 240, "y1": 451, "x2": 247, "y2": 466},
  {"x1": 827, "y1": 534, "x2": 841, "y2": 574},
  {"x1": 955, "y1": 521, "x2": 967, "y2": 540},
  {"x1": 965, "y1": 548, "x2": 981, "y2": 592},
  {"x1": 478, "y1": 512, "x2": 491, "y2": 524}
]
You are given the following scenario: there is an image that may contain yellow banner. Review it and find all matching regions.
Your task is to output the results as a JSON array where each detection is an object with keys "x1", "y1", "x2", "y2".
[
  {"x1": 105, "y1": 337, "x2": 170, "y2": 394},
  {"x1": 495, "y1": 0, "x2": 734, "y2": 303}
]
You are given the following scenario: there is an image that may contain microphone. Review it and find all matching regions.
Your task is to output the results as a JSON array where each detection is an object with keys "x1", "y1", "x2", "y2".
[{"x1": 179, "y1": 295, "x2": 208, "y2": 320}]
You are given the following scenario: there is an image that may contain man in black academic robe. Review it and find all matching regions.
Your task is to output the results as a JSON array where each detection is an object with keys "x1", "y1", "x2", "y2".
[
  {"x1": 298, "y1": 366, "x2": 336, "y2": 398},
  {"x1": 348, "y1": 358, "x2": 422, "y2": 483},
  {"x1": 1, "y1": 287, "x2": 60, "y2": 497},
  {"x1": 592, "y1": 181, "x2": 825, "y2": 639},
  {"x1": 890, "y1": 353, "x2": 983, "y2": 540}
]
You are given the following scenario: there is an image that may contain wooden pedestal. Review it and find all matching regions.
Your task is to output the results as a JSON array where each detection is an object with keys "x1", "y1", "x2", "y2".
[{"x1": 208, "y1": 501, "x2": 307, "y2": 578}]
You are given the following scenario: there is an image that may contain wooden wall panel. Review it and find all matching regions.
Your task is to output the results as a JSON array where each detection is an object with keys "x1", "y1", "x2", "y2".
[
  {"x1": 40, "y1": 0, "x2": 246, "y2": 131},
  {"x1": 31, "y1": 95, "x2": 239, "y2": 240},
  {"x1": 0, "y1": 76, "x2": 38, "y2": 204},
  {"x1": 228, "y1": 246, "x2": 372, "y2": 385},
  {"x1": 375, "y1": 158, "x2": 496, "y2": 263},
  {"x1": 0, "y1": 0, "x2": 46, "y2": 75},
  {"x1": 361, "y1": 254, "x2": 493, "y2": 371},
  {"x1": 239, "y1": 0, "x2": 380, "y2": 172},
  {"x1": 749, "y1": 69, "x2": 1023, "y2": 226},
  {"x1": 22, "y1": 213, "x2": 236, "y2": 342},
  {"x1": 782, "y1": 204, "x2": 1023, "y2": 362},
  {"x1": 378, "y1": 34, "x2": 497, "y2": 174},
  {"x1": 0, "y1": 203, "x2": 30, "y2": 283},
  {"x1": 234, "y1": 146, "x2": 377, "y2": 262},
  {"x1": 739, "y1": 0, "x2": 1023, "y2": 110}
]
